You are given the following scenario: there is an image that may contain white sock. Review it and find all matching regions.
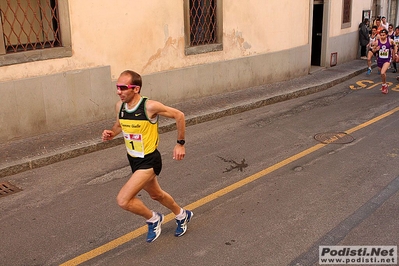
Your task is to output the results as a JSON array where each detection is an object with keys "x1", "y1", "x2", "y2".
[
  {"x1": 175, "y1": 208, "x2": 185, "y2": 220},
  {"x1": 146, "y1": 211, "x2": 159, "y2": 223}
]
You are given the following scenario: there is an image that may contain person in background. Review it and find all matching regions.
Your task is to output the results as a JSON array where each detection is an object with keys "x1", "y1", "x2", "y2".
[
  {"x1": 375, "y1": 18, "x2": 384, "y2": 34},
  {"x1": 388, "y1": 24, "x2": 395, "y2": 38},
  {"x1": 391, "y1": 26, "x2": 399, "y2": 73},
  {"x1": 359, "y1": 18, "x2": 370, "y2": 60},
  {"x1": 373, "y1": 16, "x2": 380, "y2": 26},
  {"x1": 381, "y1": 16, "x2": 389, "y2": 31},
  {"x1": 366, "y1": 26, "x2": 380, "y2": 75}
]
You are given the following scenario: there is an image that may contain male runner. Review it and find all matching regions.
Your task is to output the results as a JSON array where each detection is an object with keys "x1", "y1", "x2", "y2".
[
  {"x1": 102, "y1": 70, "x2": 193, "y2": 242},
  {"x1": 370, "y1": 29, "x2": 397, "y2": 94}
]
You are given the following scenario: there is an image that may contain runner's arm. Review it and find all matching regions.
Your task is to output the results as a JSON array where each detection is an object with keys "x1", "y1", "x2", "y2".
[
  {"x1": 102, "y1": 101, "x2": 123, "y2": 141},
  {"x1": 146, "y1": 100, "x2": 186, "y2": 160}
]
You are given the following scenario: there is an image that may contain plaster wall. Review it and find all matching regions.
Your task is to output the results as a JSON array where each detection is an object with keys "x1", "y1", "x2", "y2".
[
  {"x1": 0, "y1": 0, "x2": 371, "y2": 143},
  {"x1": 0, "y1": 0, "x2": 310, "y2": 82},
  {"x1": 329, "y1": 0, "x2": 374, "y2": 37}
]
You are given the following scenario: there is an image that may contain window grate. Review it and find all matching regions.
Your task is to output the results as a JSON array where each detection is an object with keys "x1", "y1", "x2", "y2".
[
  {"x1": 189, "y1": 0, "x2": 217, "y2": 46},
  {"x1": 342, "y1": 0, "x2": 351, "y2": 24},
  {"x1": 0, "y1": 0, "x2": 61, "y2": 53}
]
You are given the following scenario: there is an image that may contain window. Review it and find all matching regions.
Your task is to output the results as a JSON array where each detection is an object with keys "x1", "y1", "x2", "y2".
[
  {"x1": 342, "y1": 0, "x2": 352, "y2": 28},
  {"x1": 184, "y1": 0, "x2": 223, "y2": 55},
  {"x1": 0, "y1": 0, "x2": 71, "y2": 66}
]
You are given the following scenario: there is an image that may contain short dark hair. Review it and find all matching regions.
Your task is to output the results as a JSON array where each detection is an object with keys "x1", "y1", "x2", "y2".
[
  {"x1": 380, "y1": 29, "x2": 388, "y2": 34},
  {"x1": 121, "y1": 70, "x2": 142, "y2": 86},
  {"x1": 120, "y1": 70, "x2": 142, "y2": 92}
]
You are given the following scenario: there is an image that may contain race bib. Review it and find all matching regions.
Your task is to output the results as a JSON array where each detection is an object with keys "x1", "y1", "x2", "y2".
[
  {"x1": 379, "y1": 46, "x2": 389, "y2": 59},
  {"x1": 123, "y1": 132, "x2": 145, "y2": 158}
]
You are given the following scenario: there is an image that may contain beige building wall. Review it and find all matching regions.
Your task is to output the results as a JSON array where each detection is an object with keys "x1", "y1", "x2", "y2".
[
  {"x1": 329, "y1": 0, "x2": 373, "y2": 37},
  {"x1": 325, "y1": 0, "x2": 374, "y2": 65},
  {"x1": 0, "y1": 0, "x2": 370, "y2": 144},
  {"x1": 0, "y1": 0, "x2": 310, "y2": 82}
]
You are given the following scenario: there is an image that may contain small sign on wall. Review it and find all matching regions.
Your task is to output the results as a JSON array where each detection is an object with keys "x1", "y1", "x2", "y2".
[
  {"x1": 330, "y1": 52, "x2": 337, "y2": 67},
  {"x1": 362, "y1": 10, "x2": 371, "y2": 21}
]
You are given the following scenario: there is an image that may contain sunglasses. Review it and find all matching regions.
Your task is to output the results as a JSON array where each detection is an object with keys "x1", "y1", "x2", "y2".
[{"x1": 116, "y1": 84, "x2": 138, "y2": 91}]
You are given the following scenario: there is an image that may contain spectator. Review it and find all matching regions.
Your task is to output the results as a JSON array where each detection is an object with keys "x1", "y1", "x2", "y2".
[{"x1": 359, "y1": 18, "x2": 370, "y2": 59}]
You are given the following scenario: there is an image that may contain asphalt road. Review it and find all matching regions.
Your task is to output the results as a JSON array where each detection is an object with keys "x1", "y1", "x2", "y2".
[{"x1": 1, "y1": 71, "x2": 399, "y2": 266}]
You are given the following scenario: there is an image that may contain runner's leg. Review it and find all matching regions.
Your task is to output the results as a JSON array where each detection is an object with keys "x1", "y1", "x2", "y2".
[
  {"x1": 116, "y1": 169, "x2": 155, "y2": 219},
  {"x1": 144, "y1": 176, "x2": 181, "y2": 215}
]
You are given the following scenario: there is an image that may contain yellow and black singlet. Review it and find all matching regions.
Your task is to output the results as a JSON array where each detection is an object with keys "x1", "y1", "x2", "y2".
[{"x1": 119, "y1": 97, "x2": 159, "y2": 158}]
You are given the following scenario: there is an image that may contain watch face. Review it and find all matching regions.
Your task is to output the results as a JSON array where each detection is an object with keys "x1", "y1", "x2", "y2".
[{"x1": 177, "y1": 140, "x2": 185, "y2": 145}]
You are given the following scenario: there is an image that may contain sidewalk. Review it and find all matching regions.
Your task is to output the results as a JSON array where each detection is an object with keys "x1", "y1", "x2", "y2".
[{"x1": 0, "y1": 60, "x2": 369, "y2": 178}]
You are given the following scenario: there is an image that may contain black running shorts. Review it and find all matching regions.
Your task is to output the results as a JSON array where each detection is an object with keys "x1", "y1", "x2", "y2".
[{"x1": 127, "y1": 149, "x2": 162, "y2": 176}]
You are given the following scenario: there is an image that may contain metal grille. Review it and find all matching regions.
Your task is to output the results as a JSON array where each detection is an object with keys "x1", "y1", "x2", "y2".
[
  {"x1": 314, "y1": 132, "x2": 355, "y2": 144},
  {"x1": 0, "y1": 0, "x2": 61, "y2": 53},
  {"x1": 189, "y1": 0, "x2": 217, "y2": 46},
  {"x1": 0, "y1": 181, "x2": 22, "y2": 198}
]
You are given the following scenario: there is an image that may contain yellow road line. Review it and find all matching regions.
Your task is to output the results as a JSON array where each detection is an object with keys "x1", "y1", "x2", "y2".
[
  {"x1": 60, "y1": 106, "x2": 399, "y2": 266},
  {"x1": 345, "y1": 106, "x2": 399, "y2": 134}
]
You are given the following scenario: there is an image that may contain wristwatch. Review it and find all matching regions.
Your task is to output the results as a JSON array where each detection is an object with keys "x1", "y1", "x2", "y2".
[{"x1": 177, "y1": 140, "x2": 185, "y2": 145}]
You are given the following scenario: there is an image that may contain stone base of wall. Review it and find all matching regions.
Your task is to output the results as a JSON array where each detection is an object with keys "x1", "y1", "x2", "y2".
[
  {"x1": 0, "y1": 66, "x2": 117, "y2": 144},
  {"x1": 325, "y1": 31, "x2": 358, "y2": 67},
  {"x1": 143, "y1": 45, "x2": 311, "y2": 105}
]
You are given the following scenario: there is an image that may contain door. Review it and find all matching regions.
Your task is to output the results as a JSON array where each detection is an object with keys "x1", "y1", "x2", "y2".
[{"x1": 311, "y1": 3, "x2": 323, "y2": 66}]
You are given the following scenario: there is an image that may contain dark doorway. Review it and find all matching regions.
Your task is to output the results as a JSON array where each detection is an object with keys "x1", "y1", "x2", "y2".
[{"x1": 311, "y1": 3, "x2": 323, "y2": 66}]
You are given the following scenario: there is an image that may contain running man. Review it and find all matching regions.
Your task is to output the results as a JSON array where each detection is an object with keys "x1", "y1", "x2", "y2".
[
  {"x1": 391, "y1": 26, "x2": 399, "y2": 73},
  {"x1": 370, "y1": 29, "x2": 397, "y2": 94},
  {"x1": 102, "y1": 70, "x2": 193, "y2": 242},
  {"x1": 366, "y1": 26, "x2": 380, "y2": 75}
]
